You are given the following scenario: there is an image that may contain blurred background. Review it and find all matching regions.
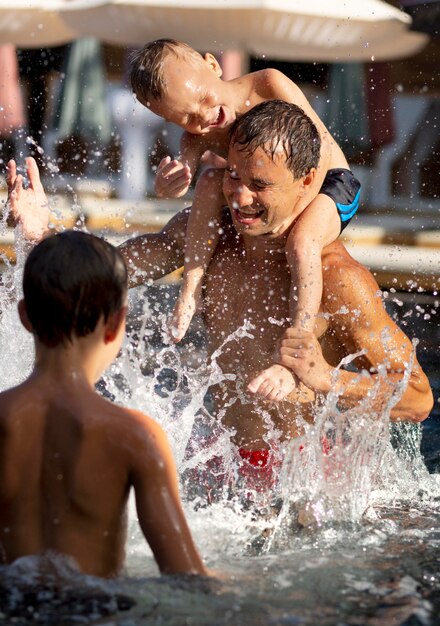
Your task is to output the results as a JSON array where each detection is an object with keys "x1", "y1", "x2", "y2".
[{"x1": 0, "y1": 1, "x2": 438, "y2": 416}]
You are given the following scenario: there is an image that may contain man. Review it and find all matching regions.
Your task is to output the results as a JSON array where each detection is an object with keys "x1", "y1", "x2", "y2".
[{"x1": 6, "y1": 100, "x2": 433, "y2": 490}]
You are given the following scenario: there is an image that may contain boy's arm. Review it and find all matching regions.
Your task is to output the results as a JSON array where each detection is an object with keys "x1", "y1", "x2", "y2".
[
  {"x1": 130, "y1": 413, "x2": 207, "y2": 576},
  {"x1": 277, "y1": 244, "x2": 433, "y2": 423},
  {"x1": 180, "y1": 132, "x2": 206, "y2": 174},
  {"x1": 118, "y1": 208, "x2": 189, "y2": 287}
]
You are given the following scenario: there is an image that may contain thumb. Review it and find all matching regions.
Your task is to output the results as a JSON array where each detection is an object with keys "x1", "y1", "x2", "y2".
[{"x1": 200, "y1": 150, "x2": 227, "y2": 169}]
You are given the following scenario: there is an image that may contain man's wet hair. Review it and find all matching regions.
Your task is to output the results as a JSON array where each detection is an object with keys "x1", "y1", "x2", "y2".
[
  {"x1": 230, "y1": 99, "x2": 321, "y2": 179},
  {"x1": 23, "y1": 231, "x2": 128, "y2": 347},
  {"x1": 130, "y1": 38, "x2": 203, "y2": 104}
]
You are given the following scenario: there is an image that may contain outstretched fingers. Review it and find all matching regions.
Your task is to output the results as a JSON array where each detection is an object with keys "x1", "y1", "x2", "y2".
[
  {"x1": 5, "y1": 156, "x2": 50, "y2": 242},
  {"x1": 25, "y1": 156, "x2": 43, "y2": 192},
  {"x1": 6, "y1": 159, "x2": 17, "y2": 191}
]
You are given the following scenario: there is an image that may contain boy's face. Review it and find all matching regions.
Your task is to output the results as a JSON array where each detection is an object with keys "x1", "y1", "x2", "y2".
[
  {"x1": 147, "y1": 55, "x2": 235, "y2": 135},
  {"x1": 223, "y1": 141, "x2": 307, "y2": 238}
]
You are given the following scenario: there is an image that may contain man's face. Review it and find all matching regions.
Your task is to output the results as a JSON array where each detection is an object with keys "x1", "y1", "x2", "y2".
[
  {"x1": 222, "y1": 142, "x2": 306, "y2": 238},
  {"x1": 147, "y1": 56, "x2": 235, "y2": 135}
]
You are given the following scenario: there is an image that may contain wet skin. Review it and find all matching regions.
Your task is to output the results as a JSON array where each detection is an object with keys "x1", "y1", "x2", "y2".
[
  {"x1": 122, "y1": 147, "x2": 433, "y2": 448},
  {"x1": 0, "y1": 329, "x2": 206, "y2": 577},
  {"x1": 0, "y1": 178, "x2": 206, "y2": 577},
  {"x1": 149, "y1": 55, "x2": 348, "y2": 199},
  {"x1": 6, "y1": 158, "x2": 434, "y2": 455}
]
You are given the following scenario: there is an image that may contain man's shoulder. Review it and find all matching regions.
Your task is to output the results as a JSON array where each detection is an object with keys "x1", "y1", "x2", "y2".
[
  {"x1": 322, "y1": 240, "x2": 371, "y2": 276},
  {"x1": 321, "y1": 241, "x2": 380, "y2": 304}
]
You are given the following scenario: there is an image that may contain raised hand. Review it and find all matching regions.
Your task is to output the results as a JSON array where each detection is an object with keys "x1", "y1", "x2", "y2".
[
  {"x1": 6, "y1": 157, "x2": 50, "y2": 242},
  {"x1": 154, "y1": 156, "x2": 192, "y2": 199}
]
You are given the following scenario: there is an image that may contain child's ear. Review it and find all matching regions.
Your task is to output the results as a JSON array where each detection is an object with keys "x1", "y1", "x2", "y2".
[
  {"x1": 104, "y1": 306, "x2": 127, "y2": 344},
  {"x1": 203, "y1": 53, "x2": 222, "y2": 78},
  {"x1": 18, "y1": 299, "x2": 33, "y2": 333},
  {"x1": 299, "y1": 169, "x2": 316, "y2": 197}
]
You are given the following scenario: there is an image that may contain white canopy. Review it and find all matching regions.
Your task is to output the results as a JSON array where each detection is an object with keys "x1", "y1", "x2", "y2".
[
  {"x1": 0, "y1": 1, "x2": 76, "y2": 48},
  {"x1": 0, "y1": 0, "x2": 429, "y2": 61}
]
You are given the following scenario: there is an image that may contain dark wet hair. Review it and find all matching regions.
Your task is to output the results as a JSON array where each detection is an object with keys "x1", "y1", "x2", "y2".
[
  {"x1": 230, "y1": 99, "x2": 321, "y2": 179},
  {"x1": 22, "y1": 231, "x2": 128, "y2": 347},
  {"x1": 130, "y1": 38, "x2": 203, "y2": 104}
]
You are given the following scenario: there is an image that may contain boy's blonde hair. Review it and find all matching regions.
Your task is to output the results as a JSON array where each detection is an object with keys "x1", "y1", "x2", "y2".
[{"x1": 130, "y1": 39, "x2": 204, "y2": 104}]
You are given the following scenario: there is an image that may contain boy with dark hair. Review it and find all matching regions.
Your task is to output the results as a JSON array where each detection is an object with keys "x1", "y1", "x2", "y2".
[{"x1": 0, "y1": 230, "x2": 206, "y2": 578}]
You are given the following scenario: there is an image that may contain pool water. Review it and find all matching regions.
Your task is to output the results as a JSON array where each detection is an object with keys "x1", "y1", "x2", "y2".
[{"x1": 0, "y1": 271, "x2": 439, "y2": 626}]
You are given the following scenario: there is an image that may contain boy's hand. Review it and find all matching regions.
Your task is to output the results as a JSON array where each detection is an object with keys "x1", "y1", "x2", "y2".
[
  {"x1": 155, "y1": 156, "x2": 192, "y2": 199},
  {"x1": 6, "y1": 157, "x2": 50, "y2": 242}
]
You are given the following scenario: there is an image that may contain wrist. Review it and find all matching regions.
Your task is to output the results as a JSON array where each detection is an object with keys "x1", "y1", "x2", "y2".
[{"x1": 316, "y1": 365, "x2": 334, "y2": 395}]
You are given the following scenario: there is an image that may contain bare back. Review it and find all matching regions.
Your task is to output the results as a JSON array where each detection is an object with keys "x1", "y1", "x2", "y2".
[
  {"x1": 0, "y1": 377, "x2": 137, "y2": 576},
  {"x1": 0, "y1": 372, "x2": 205, "y2": 577},
  {"x1": 181, "y1": 68, "x2": 348, "y2": 201}
]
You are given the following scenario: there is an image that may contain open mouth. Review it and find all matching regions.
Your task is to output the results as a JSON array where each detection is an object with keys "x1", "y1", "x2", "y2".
[
  {"x1": 211, "y1": 106, "x2": 225, "y2": 127},
  {"x1": 234, "y1": 206, "x2": 264, "y2": 225}
]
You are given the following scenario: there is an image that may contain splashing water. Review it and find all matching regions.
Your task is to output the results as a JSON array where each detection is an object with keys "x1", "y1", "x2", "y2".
[{"x1": 1, "y1": 236, "x2": 440, "y2": 626}]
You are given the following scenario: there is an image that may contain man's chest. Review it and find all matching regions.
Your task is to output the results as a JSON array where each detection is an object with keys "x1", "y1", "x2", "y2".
[
  {"x1": 203, "y1": 247, "x2": 291, "y2": 350},
  {"x1": 202, "y1": 242, "x2": 335, "y2": 365}
]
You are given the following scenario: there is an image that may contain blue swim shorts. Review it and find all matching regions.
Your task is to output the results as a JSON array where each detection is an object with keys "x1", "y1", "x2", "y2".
[{"x1": 320, "y1": 168, "x2": 361, "y2": 233}]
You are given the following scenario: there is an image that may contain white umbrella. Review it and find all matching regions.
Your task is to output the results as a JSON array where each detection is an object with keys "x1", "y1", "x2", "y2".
[
  {"x1": 0, "y1": 0, "x2": 428, "y2": 61},
  {"x1": 0, "y1": 1, "x2": 76, "y2": 48},
  {"x1": 60, "y1": 0, "x2": 428, "y2": 61}
]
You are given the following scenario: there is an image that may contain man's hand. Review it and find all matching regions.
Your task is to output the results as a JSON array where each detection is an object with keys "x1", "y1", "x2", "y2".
[
  {"x1": 276, "y1": 328, "x2": 333, "y2": 394},
  {"x1": 6, "y1": 157, "x2": 50, "y2": 242},
  {"x1": 154, "y1": 156, "x2": 192, "y2": 198}
]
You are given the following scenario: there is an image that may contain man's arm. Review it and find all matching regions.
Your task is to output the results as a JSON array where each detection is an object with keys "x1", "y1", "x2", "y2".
[
  {"x1": 129, "y1": 411, "x2": 207, "y2": 576},
  {"x1": 5, "y1": 156, "x2": 188, "y2": 287},
  {"x1": 118, "y1": 208, "x2": 188, "y2": 287},
  {"x1": 278, "y1": 243, "x2": 433, "y2": 423}
]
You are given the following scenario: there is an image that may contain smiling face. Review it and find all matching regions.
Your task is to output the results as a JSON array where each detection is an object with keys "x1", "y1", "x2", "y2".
[
  {"x1": 146, "y1": 54, "x2": 235, "y2": 135},
  {"x1": 222, "y1": 142, "x2": 311, "y2": 238}
]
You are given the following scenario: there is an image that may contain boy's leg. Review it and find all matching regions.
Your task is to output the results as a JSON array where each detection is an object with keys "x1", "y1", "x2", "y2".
[
  {"x1": 286, "y1": 194, "x2": 340, "y2": 332},
  {"x1": 288, "y1": 166, "x2": 361, "y2": 332},
  {"x1": 169, "y1": 168, "x2": 224, "y2": 342}
]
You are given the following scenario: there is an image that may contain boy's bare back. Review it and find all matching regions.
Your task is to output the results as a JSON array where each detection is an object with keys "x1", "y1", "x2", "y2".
[
  {"x1": 0, "y1": 222, "x2": 205, "y2": 579},
  {"x1": 0, "y1": 371, "x2": 202, "y2": 577}
]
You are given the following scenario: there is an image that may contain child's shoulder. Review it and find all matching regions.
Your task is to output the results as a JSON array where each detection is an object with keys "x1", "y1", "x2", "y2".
[
  {"x1": 106, "y1": 403, "x2": 173, "y2": 468},
  {"x1": 104, "y1": 400, "x2": 165, "y2": 442},
  {"x1": 241, "y1": 67, "x2": 304, "y2": 106},
  {"x1": 181, "y1": 129, "x2": 230, "y2": 160},
  {"x1": 249, "y1": 68, "x2": 300, "y2": 99},
  {"x1": 0, "y1": 380, "x2": 35, "y2": 415}
]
